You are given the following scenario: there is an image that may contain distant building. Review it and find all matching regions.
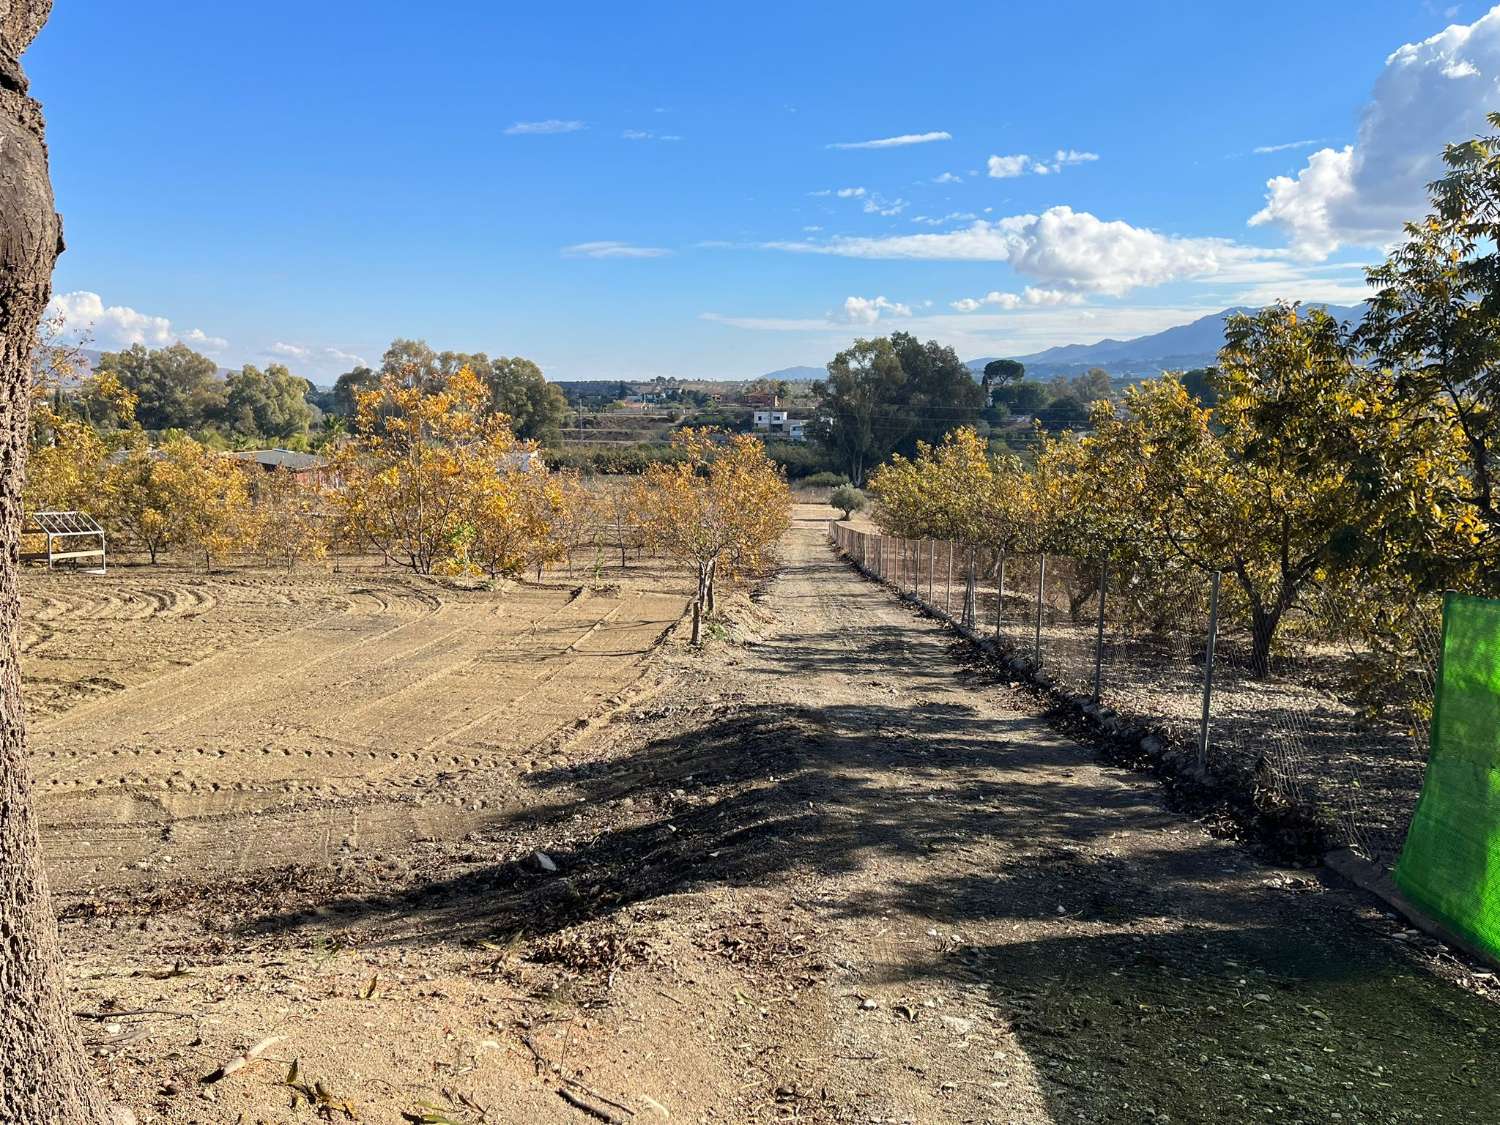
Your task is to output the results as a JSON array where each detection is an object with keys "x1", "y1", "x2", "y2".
[
  {"x1": 753, "y1": 408, "x2": 789, "y2": 430},
  {"x1": 224, "y1": 447, "x2": 335, "y2": 488},
  {"x1": 224, "y1": 448, "x2": 325, "y2": 474},
  {"x1": 743, "y1": 391, "x2": 780, "y2": 408},
  {"x1": 786, "y1": 419, "x2": 807, "y2": 442}
]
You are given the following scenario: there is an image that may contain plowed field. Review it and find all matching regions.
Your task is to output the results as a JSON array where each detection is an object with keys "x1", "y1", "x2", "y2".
[{"x1": 22, "y1": 567, "x2": 686, "y2": 889}]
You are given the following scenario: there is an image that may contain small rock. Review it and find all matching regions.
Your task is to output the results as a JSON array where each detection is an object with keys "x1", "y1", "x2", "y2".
[
  {"x1": 532, "y1": 851, "x2": 558, "y2": 874},
  {"x1": 860, "y1": 997, "x2": 879, "y2": 1011}
]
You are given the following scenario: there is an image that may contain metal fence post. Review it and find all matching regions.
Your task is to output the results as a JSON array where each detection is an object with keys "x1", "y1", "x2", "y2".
[
  {"x1": 945, "y1": 542, "x2": 953, "y2": 616},
  {"x1": 1033, "y1": 553, "x2": 1047, "y2": 667},
  {"x1": 928, "y1": 540, "x2": 935, "y2": 605},
  {"x1": 1198, "y1": 569, "x2": 1222, "y2": 770},
  {"x1": 1092, "y1": 563, "x2": 1108, "y2": 703},
  {"x1": 995, "y1": 551, "x2": 1007, "y2": 640}
]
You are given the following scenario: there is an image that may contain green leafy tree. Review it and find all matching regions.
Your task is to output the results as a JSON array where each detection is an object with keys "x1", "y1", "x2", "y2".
[
  {"x1": 481, "y1": 355, "x2": 568, "y2": 444},
  {"x1": 380, "y1": 337, "x2": 441, "y2": 388},
  {"x1": 992, "y1": 380, "x2": 1051, "y2": 415},
  {"x1": 332, "y1": 365, "x2": 379, "y2": 418},
  {"x1": 97, "y1": 341, "x2": 223, "y2": 431},
  {"x1": 812, "y1": 332, "x2": 984, "y2": 483},
  {"x1": 223, "y1": 363, "x2": 315, "y2": 440},
  {"x1": 981, "y1": 358, "x2": 1025, "y2": 397},
  {"x1": 829, "y1": 484, "x2": 867, "y2": 519},
  {"x1": 1359, "y1": 110, "x2": 1500, "y2": 583}
]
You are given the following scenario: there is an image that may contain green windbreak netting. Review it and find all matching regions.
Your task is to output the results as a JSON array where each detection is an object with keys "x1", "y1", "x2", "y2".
[{"x1": 1394, "y1": 592, "x2": 1500, "y2": 961}]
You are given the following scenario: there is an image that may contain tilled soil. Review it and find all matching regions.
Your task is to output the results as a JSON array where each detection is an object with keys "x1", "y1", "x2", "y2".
[
  {"x1": 24, "y1": 565, "x2": 686, "y2": 889},
  {"x1": 44, "y1": 510, "x2": 1500, "y2": 1123}
]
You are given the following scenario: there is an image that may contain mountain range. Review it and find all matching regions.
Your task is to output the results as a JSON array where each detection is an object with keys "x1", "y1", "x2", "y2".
[{"x1": 759, "y1": 303, "x2": 1369, "y2": 384}]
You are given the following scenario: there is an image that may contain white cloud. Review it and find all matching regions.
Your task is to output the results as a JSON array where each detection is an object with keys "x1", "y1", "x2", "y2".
[
  {"x1": 911, "y1": 211, "x2": 977, "y2": 226},
  {"x1": 987, "y1": 154, "x2": 1032, "y2": 178},
  {"x1": 841, "y1": 295, "x2": 912, "y2": 324},
  {"x1": 1051, "y1": 149, "x2": 1099, "y2": 168},
  {"x1": 180, "y1": 328, "x2": 230, "y2": 351},
  {"x1": 862, "y1": 193, "x2": 908, "y2": 216},
  {"x1": 504, "y1": 119, "x2": 585, "y2": 135},
  {"x1": 828, "y1": 131, "x2": 952, "y2": 150},
  {"x1": 1253, "y1": 139, "x2": 1320, "y2": 154},
  {"x1": 46, "y1": 291, "x2": 228, "y2": 353},
  {"x1": 562, "y1": 240, "x2": 672, "y2": 259},
  {"x1": 836, "y1": 186, "x2": 867, "y2": 198},
  {"x1": 268, "y1": 342, "x2": 369, "y2": 370},
  {"x1": 932, "y1": 171, "x2": 963, "y2": 184},
  {"x1": 622, "y1": 129, "x2": 682, "y2": 141},
  {"x1": 988, "y1": 149, "x2": 1098, "y2": 178},
  {"x1": 767, "y1": 206, "x2": 1268, "y2": 297},
  {"x1": 1250, "y1": 5, "x2": 1500, "y2": 257},
  {"x1": 950, "y1": 287, "x2": 1086, "y2": 312}
]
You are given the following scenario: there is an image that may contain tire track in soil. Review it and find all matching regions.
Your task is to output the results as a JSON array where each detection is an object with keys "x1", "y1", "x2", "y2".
[{"x1": 26, "y1": 569, "x2": 687, "y2": 890}]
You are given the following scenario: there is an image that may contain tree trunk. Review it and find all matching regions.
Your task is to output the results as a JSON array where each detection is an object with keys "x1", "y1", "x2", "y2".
[
  {"x1": 1, "y1": 7, "x2": 114, "y2": 1123},
  {"x1": 691, "y1": 561, "x2": 707, "y2": 645},
  {"x1": 1248, "y1": 602, "x2": 1283, "y2": 680}
]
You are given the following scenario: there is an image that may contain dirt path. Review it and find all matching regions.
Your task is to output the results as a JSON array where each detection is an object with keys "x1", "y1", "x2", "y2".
[{"x1": 58, "y1": 510, "x2": 1497, "y2": 1123}]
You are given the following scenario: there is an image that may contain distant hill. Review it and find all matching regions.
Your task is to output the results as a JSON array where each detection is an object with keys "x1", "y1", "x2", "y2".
[
  {"x1": 760, "y1": 365, "x2": 825, "y2": 382},
  {"x1": 966, "y1": 303, "x2": 1368, "y2": 381},
  {"x1": 75, "y1": 347, "x2": 238, "y2": 380}
]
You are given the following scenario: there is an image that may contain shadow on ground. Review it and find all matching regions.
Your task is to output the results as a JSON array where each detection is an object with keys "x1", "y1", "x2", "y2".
[{"x1": 233, "y1": 694, "x2": 1500, "y2": 1122}]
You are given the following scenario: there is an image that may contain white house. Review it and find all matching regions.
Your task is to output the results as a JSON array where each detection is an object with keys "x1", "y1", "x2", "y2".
[
  {"x1": 787, "y1": 419, "x2": 807, "y2": 442},
  {"x1": 752, "y1": 408, "x2": 789, "y2": 430}
]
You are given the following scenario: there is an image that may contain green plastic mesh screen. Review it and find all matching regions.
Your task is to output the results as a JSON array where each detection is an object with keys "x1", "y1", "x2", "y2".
[{"x1": 1394, "y1": 592, "x2": 1500, "y2": 961}]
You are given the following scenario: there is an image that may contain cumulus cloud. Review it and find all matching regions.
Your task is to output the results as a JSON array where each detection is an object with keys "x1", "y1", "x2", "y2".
[
  {"x1": 267, "y1": 342, "x2": 369, "y2": 369},
  {"x1": 46, "y1": 291, "x2": 228, "y2": 352},
  {"x1": 932, "y1": 171, "x2": 963, "y2": 184},
  {"x1": 988, "y1": 149, "x2": 1098, "y2": 178},
  {"x1": 504, "y1": 119, "x2": 585, "y2": 135},
  {"x1": 622, "y1": 129, "x2": 682, "y2": 141},
  {"x1": 949, "y1": 287, "x2": 1086, "y2": 312},
  {"x1": 1250, "y1": 5, "x2": 1500, "y2": 257},
  {"x1": 836, "y1": 187, "x2": 867, "y2": 198},
  {"x1": 562, "y1": 240, "x2": 672, "y2": 259},
  {"x1": 828, "y1": 131, "x2": 952, "y2": 150},
  {"x1": 841, "y1": 295, "x2": 912, "y2": 324},
  {"x1": 767, "y1": 206, "x2": 1263, "y2": 297},
  {"x1": 987, "y1": 154, "x2": 1033, "y2": 179}
]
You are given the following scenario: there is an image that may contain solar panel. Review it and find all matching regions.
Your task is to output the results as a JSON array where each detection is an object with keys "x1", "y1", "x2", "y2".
[{"x1": 28, "y1": 510, "x2": 104, "y2": 535}]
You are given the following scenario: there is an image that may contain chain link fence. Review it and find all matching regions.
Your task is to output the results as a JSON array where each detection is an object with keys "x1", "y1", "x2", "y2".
[{"x1": 829, "y1": 521, "x2": 1440, "y2": 868}]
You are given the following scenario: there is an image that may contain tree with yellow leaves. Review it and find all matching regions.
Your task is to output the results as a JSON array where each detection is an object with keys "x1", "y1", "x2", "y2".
[
  {"x1": 867, "y1": 427, "x2": 1036, "y2": 628},
  {"x1": 152, "y1": 437, "x2": 253, "y2": 570},
  {"x1": 331, "y1": 367, "x2": 528, "y2": 574},
  {"x1": 1067, "y1": 304, "x2": 1467, "y2": 676},
  {"x1": 245, "y1": 468, "x2": 329, "y2": 569},
  {"x1": 633, "y1": 429, "x2": 791, "y2": 644}
]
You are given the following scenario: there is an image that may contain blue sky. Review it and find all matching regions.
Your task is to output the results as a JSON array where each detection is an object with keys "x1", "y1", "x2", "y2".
[{"x1": 25, "y1": 1, "x2": 1500, "y2": 383}]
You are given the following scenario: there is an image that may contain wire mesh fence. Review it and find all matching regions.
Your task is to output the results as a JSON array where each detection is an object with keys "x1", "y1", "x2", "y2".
[{"x1": 829, "y1": 520, "x2": 1439, "y2": 869}]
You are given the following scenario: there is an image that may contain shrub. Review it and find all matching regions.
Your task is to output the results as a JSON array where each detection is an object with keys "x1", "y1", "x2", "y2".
[
  {"x1": 829, "y1": 484, "x2": 867, "y2": 519},
  {"x1": 802, "y1": 471, "x2": 850, "y2": 489}
]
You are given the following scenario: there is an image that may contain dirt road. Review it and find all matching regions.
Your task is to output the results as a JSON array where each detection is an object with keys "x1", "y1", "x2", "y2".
[{"x1": 57, "y1": 509, "x2": 1497, "y2": 1123}]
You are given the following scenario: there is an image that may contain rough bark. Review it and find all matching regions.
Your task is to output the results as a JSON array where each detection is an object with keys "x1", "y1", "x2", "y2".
[{"x1": 1, "y1": 5, "x2": 112, "y2": 1122}]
